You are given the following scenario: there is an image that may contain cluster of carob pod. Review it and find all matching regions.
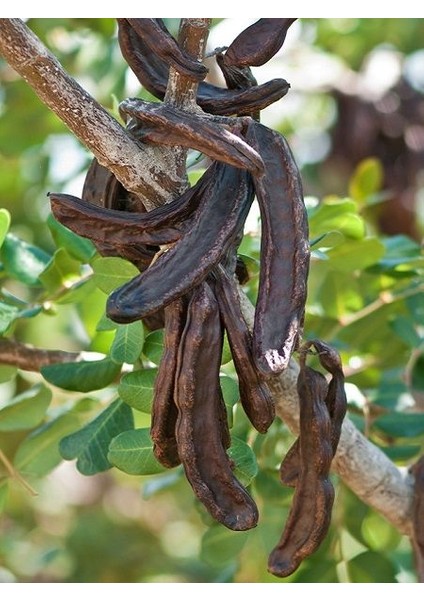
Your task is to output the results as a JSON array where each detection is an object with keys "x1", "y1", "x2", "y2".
[{"x1": 48, "y1": 19, "x2": 347, "y2": 577}]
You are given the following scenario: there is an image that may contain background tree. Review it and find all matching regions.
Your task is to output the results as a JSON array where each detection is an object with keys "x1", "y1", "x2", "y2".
[{"x1": 0, "y1": 18, "x2": 423, "y2": 583}]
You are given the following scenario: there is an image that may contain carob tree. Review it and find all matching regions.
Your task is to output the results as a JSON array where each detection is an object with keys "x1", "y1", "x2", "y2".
[
  {"x1": 47, "y1": 18, "x2": 342, "y2": 575},
  {"x1": 0, "y1": 18, "x2": 422, "y2": 579}
]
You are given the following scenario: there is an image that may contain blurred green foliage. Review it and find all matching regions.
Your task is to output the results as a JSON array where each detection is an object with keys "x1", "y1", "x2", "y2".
[{"x1": 0, "y1": 18, "x2": 423, "y2": 583}]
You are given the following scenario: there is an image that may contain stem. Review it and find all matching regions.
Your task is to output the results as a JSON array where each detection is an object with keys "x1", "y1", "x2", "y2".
[
  {"x1": 0, "y1": 338, "x2": 90, "y2": 371},
  {"x1": 0, "y1": 449, "x2": 38, "y2": 497}
]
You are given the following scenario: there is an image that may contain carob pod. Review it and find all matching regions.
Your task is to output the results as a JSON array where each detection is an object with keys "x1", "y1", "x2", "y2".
[
  {"x1": 107, "y1": 162, "x2": 255, "y2": 323},
  {"x1": 49, "y1": 192, "x2": 182, "y2": 247},
  {"x1": 279, "y1": 340, "x2": 347, "y2": 486},
  {"x1": 211, "y1": 264, "x2": 275, "y2": 434},
  {"x1": 279, "y1": 369, "x2": 328, "y2": 487},
  {"x1": 124, "y1": 18, "x2": 208, "y2": 81},
  {"x1": 243, "y1": 120, "x2": 310, "y2": 376},
  {"x1": 150, "y1": 297, "x2": 187, "y2": 468},
  {"x1": 174, "y1": 281, "x2": 258, "y2": 531},
  {"x1": 410, "y1": 456, "x2": 424, "y2": 582},
  {"x1": 117, "y1": 18, "x2": 290, "y2": 116},
  {"x1": 268, "y1": 361, "x2": 334, "y2": 577},
  {"x1": 120, "y1": 99, "x2": 264, "y2": 176},
  {"x1": 222, "y1": 19, "x2": 296, "y2": 68},
  {"x1": 48, "y1": 163, "x2": 211, "y2": 249}
]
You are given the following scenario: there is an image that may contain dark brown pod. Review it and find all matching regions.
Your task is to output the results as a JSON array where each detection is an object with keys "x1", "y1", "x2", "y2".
[
  {"x1": 211, "y1": 264, "x2": 275, "y2": 434},
  {"x1": 313, "y1": 340, "x2": 347, "y2": 455},
  {"x1": 279, "y1": 341, "x2": 347, "y2": 486},
  {"x1": 120, "y1": 99, "x2": 264, "y2": 176},
  {"x1": 223, "y1": 19, "x2": 296, "y2": 68},
  {"x1": 106, "y1": 163, "x2": 255, "y2": 323},
  {"x1": 268, "y1": 364, "x2": 334, "y2": 577},
  {"x1": 117, "y1": 18, "x2": 290, "y2": 116},
  {"x1": 243, "y1": 120, "x2": 310, "y2": 376},
  {"x1": 174, "y1": 281, "x2": 258, "y2": 531},
  {"x1": 150, "y1": 298, "x2": 187, "y2": 468},
  {"x1": 279, "y1": 369, "x2": 328, "y2": 487},
  {"x1": 124, "y1": 18, "x2": 208, "y2": 81}
]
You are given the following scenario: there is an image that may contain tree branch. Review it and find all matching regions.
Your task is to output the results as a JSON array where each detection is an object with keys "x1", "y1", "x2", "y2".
[
  {"x1": 0, "y1": 338, "x2": 89, "y2": 371},
  {"x1": 0, "y1": 18, "x2": 185, "y2": 210}
]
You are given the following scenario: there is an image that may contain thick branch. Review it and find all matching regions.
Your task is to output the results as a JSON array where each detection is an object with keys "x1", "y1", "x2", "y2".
[
  {"x1": 0, "y1": 338, "x2": 86, "y2": 370},
  {"x1": 0, "y1": 19, "x2": 183, "y2": 210},
  {"x1": 239, "y1": 290, "x2": 414, "y2": 537}
]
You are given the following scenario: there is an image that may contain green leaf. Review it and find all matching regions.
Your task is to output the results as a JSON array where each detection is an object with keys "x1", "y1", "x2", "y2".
[
  {"x1": 96, "y1": 313, "x2": 118, "y2": 331},
  {"x1": 374, "y1": 412, "x2": 424, "y2": 438},
  {"x1": 0, "y1": 208, "x2": 11, "y2": 247},
  {"x1": 47, "y1": 213, "x2": 96, "y2": 262},
  {"x1": 325, "y1": 238, "x2": 385, "y2": 272},
  {"x1": 110, "y1": 320, "x2": 144, "y2": 364},
  {"x1": 346, "y1": 551, "x2": 397, "y2": 583},
  {"x1": 14, "y1": 412, "x2": 81, "y2": 477},
  {"x1": 200, "y1": 523, "x2": 250, "y2": 567},
  {"x1": 143, "y1": 330, "x2": 164, "y2": 365},
  {"x1": 308, "y1": 197, "x2": 365, "y2": 240},
  {"x1": 390, "y1": 316, "x2": 421, "y2": 348},
  {"x1": 41, "y1": 357, "x2": 121, "y2": 392},
  {"x1": 1, "y1": 233, "x2": 51, "y2": 286},
  {"x1": 349, "y1": 157, "x2": 383, "y2": 204},
  {"x1": 118, "y1": 368, "x2": 157, "y2": 413},
  {"x1": 411, "y1": 353, "x2": 424, "y2": 391},
  {"x1": 39, "y1": 247, "x2": 84, "y2": 294},
  {"x1": 227, "y1": 437, "x2": 258, "y2": 487},
  {"x1": 373, "y1": 235, "x2": 423, "y2": 274},
  {"x1": 0, "y1": 364, "x2": 17, "y2": 383},
  {"x1": 142, "y1": 468, "x2": 183, "y2": 499},
  {"x1": 0, "y1": 383, "x2": 51, "y2": 431},
  {"x1": 379, "y1": 444, "x2": 421, "y2": 462},
  {"x1": 220, "y1": 374, "x2": 239, "y2": 428},
  {"x1": 0, "y1": 302, "x2": 20, "y2": 334},
  {"x1": 91, "y1": 256, "x2": 139, "y2": 294},
  {"x1": 59, "y1": 399, "x2": 134, "y2": 475},
  {"x1": 108, "y1": 428, "x2": 165, "y2": 475},
  {"x1": 0, "y1": 483, "x2": 8, "y2": 513}
]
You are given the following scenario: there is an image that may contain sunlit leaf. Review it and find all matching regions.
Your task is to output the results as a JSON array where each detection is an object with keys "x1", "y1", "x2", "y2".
[
  {"x1": 0, "y1": 208, "x2": 11, "y2": 247},
  {"x1": 325, "y1": 238, "x2": 385, "y2": 271},
  {"x1": 108, "y1": 428, "x2": 165, "y2": 475},
  {"x1": 59, "y1": 399, "x2": 134, "y2": 475},
  {"x1": 308, "y1": 197, "x2": 365, "y2": 240},
  {"x1": 91, "y1": 256, "x2": 139, "y2": 294},
  {"x1": 349, "y1": 157, "x2": 383, "y2": 204},
  {"x1": 41, "y1": 357, "x2": 121, "y2": 392},
  {"x1": 39, "y1": 247, "x2": 83, "y2": 293}
]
